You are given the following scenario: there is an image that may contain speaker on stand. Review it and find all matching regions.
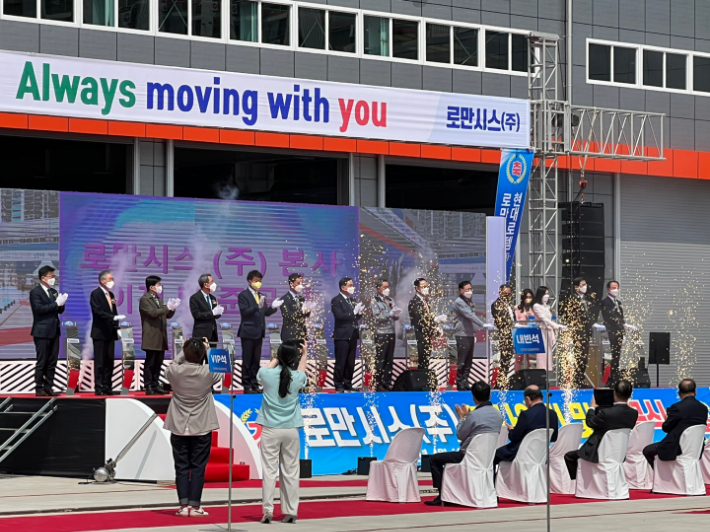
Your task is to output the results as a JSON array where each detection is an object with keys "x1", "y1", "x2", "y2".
[{"x1": 649, "y1": 332, "x2": 670, "y2": 388}]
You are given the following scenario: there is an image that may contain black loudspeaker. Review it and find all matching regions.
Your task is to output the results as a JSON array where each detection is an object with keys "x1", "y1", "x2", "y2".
[
  {"x1": 634, "y1": 357, "x2": 652, "y2": 388},
  {"x1": 560, "y1": 202, "x2": 605, "y2": 296},
  {"x1": 649, "y1": 333, "x2": 671, "y2": 365},
  {"x1": 508, "y1": 369, "x2": 548, "y2": 390},
  {"x1": 392, "y1": 369, "x2": 435, "y2": 392}
]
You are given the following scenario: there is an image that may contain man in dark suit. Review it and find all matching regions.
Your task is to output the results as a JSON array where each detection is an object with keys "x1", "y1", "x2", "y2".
[
  {"x1": 139, "y1": 275, "x2": 180, "y2": 395},
  {"x1": 564, "y1": 380, "x2": 639, "y2": 479},
  {"x1": 494, "y1": 385, "x2": 559, "y2": 466},
  {"x1": 331, "y1": 277, "x2": 365, "y2": 393},
  {"x1": 30, "y1": 265, "x2": 68, "y2": 397},
  {"x1": 559, "y1": 277, "x2": 594, "y2": 388},
  {"x1": 90, "y1": 270, "x2": 125, "y2": 396},
  {"x1": 280, "y1": 273, "x2": 311, "y2": 342},
  {"x1": 189, "y1": 273, "x2": 223, "y2": 346},
  {"x1": 238, "y1": 270, "x2": 283, "y2": 394},
  {"x1": 643, "y1": 379, "x2": 709, "y2": 467},
  {"x1": 600, "y1": 280, "x2": 637, "y2": 385},
  {"x1": 491, "y1": 284, "x2": 515, "y2": 390},
  {"x1": 408, "y1": 277, "x2": 445, "y2": 370}
]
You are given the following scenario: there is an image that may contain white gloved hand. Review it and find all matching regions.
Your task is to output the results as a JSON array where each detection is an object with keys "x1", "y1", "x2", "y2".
[
  {"x1": 624, "y1": 323, "x2": 639, "y2": 332},
  {"x1": 557, "y1": 324, "x2": 569, "y2": 331},
  {"x1": 212, "y1": 305, "x2": 224, "y2": 316},
  {"x1": 483, "y1": 323, "x2": 495, "y2": 331},
  {"x1": 167, "y1": 298, "x2": 181, "y2": 311},
  {"x1": 434, "y1": 314, "x2": 448, "y2": 323},
  {"x1": 301, "y1": 301, "x2": 313, "y2": 314},
  {"x1": 56, "y1": 293, "x2": 68, "y2": 306},
  {"x1": 114, "y1": 314, "x2": 126, "y2": 321},
  {"x1": 271, "y1": 298, "x2": 285, "y2": 309},
  {"x1": 354, "y1": 302, "x2": 365, "y2": 315},
  {"x1": 392, "y1": 307, "x2": 402, "y2": 316}
]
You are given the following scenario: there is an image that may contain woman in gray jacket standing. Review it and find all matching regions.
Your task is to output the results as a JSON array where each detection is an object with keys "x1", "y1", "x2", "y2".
[{"x1": 164, "y1": 337, "x2": 222, "y2": 518}]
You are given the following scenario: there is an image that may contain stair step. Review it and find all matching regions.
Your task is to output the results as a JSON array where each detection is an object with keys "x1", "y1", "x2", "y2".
[
  {"x1": 209, "y1": 447, "x2": 234, "y2": 463},
  {"x1": 205, "y1": 463, "x2": 250, "y2": 483},
  {"x1": 211, "y1": 432, "x2": 219, "y2": 446}
]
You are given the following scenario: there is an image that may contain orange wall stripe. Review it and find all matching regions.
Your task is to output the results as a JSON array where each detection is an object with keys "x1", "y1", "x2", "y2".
[
  {"x1": 451, "y1": 147, "x2": 481, "y2": 162},
  {"x1": 421, "y1": 145, "x2": 451, "y2": 160},
  {"x1": 389, "y1": 142, "x2": 421, "y2": 158},
  {"x1": 0, "y1": 112, "x2": 28, "y2": 129},
  {"x1": 357, "y1": 140, "x2": 389, "y2": 155},
  {"x1": 323, "y1": 137, "x2": 357, "y2": 152},
  {"x1": 674, "y1": 149, "x2": 699, "y2": 179},
  {"x1": 183, "y1": 126, "x2": 220, "y2": 143},
  {"x1": 255, "y1": 132, "x2": 289, "y2": 148},
  {"x1": 290, "y1": 135, "x2": 324, "y2": 151},
  {"x1": 28, "y1": 115, "x2": 68, "y2": 132},
  {"x1": 220, "y1": 130, "x2": 255, "y2": 145},
  {"x1": 69, "y1": 118, "x2": 108, "y2": 135},
  {"x1": 698, "y1": 152, "x2": 710, "y2": 180},
  {"x1": 480, "y1": 149, "x2": 501, "y2": 164},
  {"x1": 108, "y1": 121, "x2": 146, "y2": 137},
  {"x1": 146, "y1": 124, "x2": 183, "y2": 140}
]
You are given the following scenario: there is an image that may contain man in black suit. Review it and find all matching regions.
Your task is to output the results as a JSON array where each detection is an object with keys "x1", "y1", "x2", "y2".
[
  {"x1": 494, "y1": 385, "x2": 559, "y2": 466},
  {"x1": 559, "y1": 277, "x2": 594, "y2": 388},
  {"x1": 408, "y1": 278, "x2": 445, "y2": 370},
  {"x1": 564, "y1": 380, "x2": 639, "y2": 479},
  {"x1": 189, "y1": 273, "x2": 223, "y2": 346},
  {"x1": 331, "y1": 277, "x2": 365, "y2": 393},
  {"x1": 90, "y1": 270, "x2": 125, "y2": 396},
  {"x1": 600, "y1": 280, "x2": 637, "y2": 385},
  {"x1": 30, "y1": 265, "x2": 68, "y2": 397},
  {"x1": 643, "y1": 379, "x2": 709, "y2": 467},
  {"x1": 280, "y1": 273, "x2": 311, "y2": 342},
  {"x1": 491, "y1": 284, "x2": 515, "y2": 390},
  {"x1": 238, "y1": 270, "x2": 283, "y2": 394}
]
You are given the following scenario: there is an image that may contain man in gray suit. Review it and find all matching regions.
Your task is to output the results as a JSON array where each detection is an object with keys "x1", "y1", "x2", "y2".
[
  {"x1": 452, "y1": 280, "x2": 486, "y2": 391},
  {"x1": 425, "y1": 380, "x2": 502, "y2": 506},
  {"x1": 369, "y1": 279, "x2": 402, "y2": 391}
]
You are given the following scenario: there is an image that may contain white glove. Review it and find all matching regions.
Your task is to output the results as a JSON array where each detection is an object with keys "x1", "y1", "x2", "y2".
[
  {"x1": 114, "y1": 314, "x2": 126, "y2": 321},
  {"x1": 301, "y1": 301, "x2": 313, "y2": 314},
  {"x1": 391, "y1": 307, "x2": 402, "y2": 317},
  {"x1": 483, "y1": 323, "x2": 495, "y2": 331},
  {"x1": 624, "y1": 323, "x2": 638, "y2": 332},
  {"x1": 167, "y1": 298, "x2": 181, "y2": 311},
  {"x1": 212, "y1": 305, "x2": 224, "y2": 316},
  {"x1": 354, "y1": 302, "x2": 365, "y2": 315},
  {"x1": 271, "y1": 298, "x2": 285, "y2": 309},
  {"x1": 56, "y1": 293, "x2": 68, "y2": 306},
  {"x1": 557, "y1": 324, "x2": 568, "y2": 331},
  {"x1": 592, "y1": 323, "x2": 605, "y2": 330},
  {"x1": 434, "y1": 314, "x2": 448, "y2": 323}
]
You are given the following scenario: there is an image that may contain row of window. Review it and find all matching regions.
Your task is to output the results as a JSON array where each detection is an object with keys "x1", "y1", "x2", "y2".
[
  {"x1": 588, "y1": 39, "x2": 710, "y2": 95},
  {"x1": 1, "y1": 0, "x2": 528, "y2": 73}
]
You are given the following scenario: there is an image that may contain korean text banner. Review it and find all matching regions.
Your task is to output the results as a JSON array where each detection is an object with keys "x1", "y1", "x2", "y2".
[
  {"x1": 218, "y1": 387, "x2": 710, "y2": 476},
  {"x1": 0, "y1": 51, "x2": 530, "y2": 149},
  {"x1": 494, "y1": 149, "x2": 534, "y2": 281},
  {"x1": 513, "y1": 328, "x2": 546, "y2": 355}
]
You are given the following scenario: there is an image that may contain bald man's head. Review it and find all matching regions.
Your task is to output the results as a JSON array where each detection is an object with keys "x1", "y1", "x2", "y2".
[{"x1": 524, "y1": 385, "x2": 543, "y2": 407}]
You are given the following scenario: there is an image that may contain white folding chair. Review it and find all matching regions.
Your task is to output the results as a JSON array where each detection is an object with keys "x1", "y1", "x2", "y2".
[
  {"x1": 652, "y1": 425, "x2": 706, "y2": 495},
  {"x1": 496, "y1": 429, "x2": 550, "y2": 503},
  {"x1": 497, "y1": 424, "x2": 509, "y2": 448},
  {"x1": 366, "y1": 428, "x2": 425, "y2": 503},
  {"x1": 576, "y1": 428, "x2": 631, "y2": 500},
  {"x1": 623, "y1": 421, "x2": 655, "y2": 490},
  {"x1": 441, "y1": 432, "x2": 498, "y2": 508},
  {"x1": 701, "y1": 439, "x2": 710, "y2": 485},
  {"x1": 549, "y1": 423, "x2": 584, "y2": 494}
]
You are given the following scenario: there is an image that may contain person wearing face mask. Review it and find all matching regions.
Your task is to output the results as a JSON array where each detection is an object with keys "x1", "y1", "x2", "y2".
[
  {"x1": 491, "y1": 284, "x2": 515, "y2": 389},
  {"x1": 408, "y1": 278, "x2": 444, "y2": 371},
  {"x1": 559, "y1": 277, "x2": 594, "y2": 388},
  {"x1": 370, "y1": 279, "x2": 401, "y2": 391},
  {"x1": 30, "y1": 265, "x2": 68, "y2": 397},
  {"x1": 238, "y1": 270, "x2": 283, "y2": 394},
  {"x1": 452, "y1": 281, "x2": 486, "y2": 391},
  {"x1": 532, "y1": 286, "x2": 566, "y2": 372},
  {"x1": 189, "y1": 273, "x2": 224, "y2": 348},
  {"x1": 600, "y1": 280, "x2": 636, "y2": 385},
  {"x1": 280, "y1": 273, "x2": 311, "y2": 343},
  {"x1": 90, "y1": 270, "x2": 125, "y2": 396},
  {"x1": 331, "y1": 277, "x2": 365, "y2": 393},
  {"x1": 140, "y1": 275, "x2": 181, "y2": 395},
  {"x1": 515, "y1": 289, "x2": 535, "y2": 323}
]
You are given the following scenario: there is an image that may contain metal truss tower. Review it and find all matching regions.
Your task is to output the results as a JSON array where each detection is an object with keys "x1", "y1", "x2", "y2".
[{"x1": 526, "y1": 32, "x2": 665, "y2": 302}]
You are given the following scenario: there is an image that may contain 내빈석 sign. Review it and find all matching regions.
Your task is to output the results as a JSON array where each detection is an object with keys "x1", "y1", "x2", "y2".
[{"x1": 0, "y1": 50, "x2": 531, "y2": 149}]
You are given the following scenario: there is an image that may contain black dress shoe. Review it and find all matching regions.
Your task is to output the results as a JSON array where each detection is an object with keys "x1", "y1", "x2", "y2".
[
  {"x1": 424, "y1": 496, "x2": 443, "y2": 506},
  {"x1": 35, "y1": 389, "x2": 49, "y2": 397},
  {"x1": 44, "y1": 389, "x2": 60, "y2": 397},
  {"x1": 104, "y1": 390, "x2": 114, "y2": 396},
  {"x1": 154, "y1": 385, "x2": 168, "y2": 395},
  {"x1": 145, "y1": 387, "x2": 158, "y2": 396}
]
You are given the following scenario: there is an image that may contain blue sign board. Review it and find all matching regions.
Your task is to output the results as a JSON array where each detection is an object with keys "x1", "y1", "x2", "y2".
[
  {"x1": 208, "y1": 348, "x2": 232, "y2": 373},
  {"x1": 494, "y1": 148, "x2": 534, "y2": 281},
  {"x1": 513, "y1": 328, "x2": 546, "y2": 354}
]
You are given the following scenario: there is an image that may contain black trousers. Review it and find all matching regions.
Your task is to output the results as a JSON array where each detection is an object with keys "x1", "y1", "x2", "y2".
[
  {"x1": 240, "y1": 337, "x2": 263, "y2": 390},
  {"x1": 564, "y1": 449, "x2": 581, "y2": 480},
  {"x1": 607, "y1": 329, "x2": 624, "y2": 384},
  {"x1": 375, "y1": 333, "x2": 396, "y2": 388},
  {"x1": 643, "y1": 442, "x2": 660, "y2": 468},
  {"x1": 334, "y1": 333, "x2": 358, "y2": 391},
  {"x1": 429, "y1": 450, "x2": 465, "y2": 491},
  {"x1": 93, "y1": 339, "x2": 115, "y2": 393},
  {"x1": 455, "y1": 336, "x2": 475, "y2": 390},
  {"x1": 143, "y1": 350, "x2": 165, "y2": 389},
  {"x1": 34, "y1": 335, "x2": 60, "y2": 392},
  {"x1": 573, "y1": 333, "x2": 591, "y2": 387},
  {"x1": 414, "y1": 328, "x2": 431, "y2": 369},
  {"x1": 496, "y1": 329, "x2": 514, "y2": 389},
  {"x1": 171, "y1": 432, "x2": 212, "y2": 507}
]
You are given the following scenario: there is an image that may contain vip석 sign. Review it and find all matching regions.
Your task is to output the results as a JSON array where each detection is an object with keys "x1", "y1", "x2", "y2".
[{"x1": 0, "y1": 50, "x2": 531, "y2": 149}]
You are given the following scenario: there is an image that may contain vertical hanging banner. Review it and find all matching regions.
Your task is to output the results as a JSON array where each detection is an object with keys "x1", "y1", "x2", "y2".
[{"x1": 494, "y1": 149, "x2": 534, "y2": 281}]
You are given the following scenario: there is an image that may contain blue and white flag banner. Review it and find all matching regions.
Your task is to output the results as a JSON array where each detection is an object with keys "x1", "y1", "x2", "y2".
[{"x1": 494, "y1": 149, "x2": 534, "y2": 281}]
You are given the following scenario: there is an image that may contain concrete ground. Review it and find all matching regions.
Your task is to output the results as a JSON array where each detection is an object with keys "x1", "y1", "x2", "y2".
[{"x1": 1, "y1": 474, "x2": 709, "y2": 532}]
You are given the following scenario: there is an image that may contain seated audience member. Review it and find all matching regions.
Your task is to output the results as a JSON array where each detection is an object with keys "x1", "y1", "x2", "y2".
[
  {"x1": 494, "y1": 385, "x2": 559, "y2": 467},
  {"x1": 425, "y1": 380, "x2": 503, "y2": 506},
  {"x1": 643, "y1": 378, "x2": 709, "y2": 467},
  {"x1": 564, "y1": 380, "x2": 638, "y2": 480}
]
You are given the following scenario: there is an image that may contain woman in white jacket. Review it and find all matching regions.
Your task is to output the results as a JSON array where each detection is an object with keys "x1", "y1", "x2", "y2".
[{"x1": 531, "y1": 286, "x2": 566, "y2": 371}]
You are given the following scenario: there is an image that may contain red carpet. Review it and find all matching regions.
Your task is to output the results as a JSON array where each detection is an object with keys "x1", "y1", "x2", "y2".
[
  {"x1": 203, "y1": 479, "x2": 434, "y2": 489},
  {"x1": 0, "y1": 490, "x2": 698, "y2": 532}
]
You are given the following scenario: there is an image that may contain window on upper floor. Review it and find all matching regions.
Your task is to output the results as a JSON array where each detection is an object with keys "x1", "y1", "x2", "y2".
[
  {"x1": 643, "y1": 50, "x2": 687, "y2": 90},
  {"x1": 4, "y1": 0, "x2": 73, "y2": 22},
  {"x1": 261, "y1": 2, "x2": 289, "y2": 46},
  {"x1": 485, "y1": 30, "x2": 527, "y2": 72},
  {"x1": 453, "y1": 26, "x2": 478, "y2": 67},
  {"x1": 328, "y1": 11, "x2": 355, "y2": 53},
  {"x1": 589, "y1": 42, "x2": 637, "y2": 84},
  {"x1": 694, "y1": 56, "x2": 710, "y2": 93},
  {"x1": 298, "y1": 7, "x2": 324, "y2": 49},
  {"x1": 363, "y1": 15, "x2": 389, "y2": 57},
  {"x1": 393, "y1": 18, "x2": 418, "y2": 60},
  {"x1": 157, "y1": 0, "x2": 222, "y2": 38},
  {"x1": 230, "y1": 0, "x2": 258, "y2": 42}
]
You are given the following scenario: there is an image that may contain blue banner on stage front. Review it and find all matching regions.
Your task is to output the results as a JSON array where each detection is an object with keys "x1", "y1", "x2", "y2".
[
  {"x1": 495, "y1": 148, "x2": 534, "y2": 281},
  {"x1": 513, "y1": 328, "x2": 546, "y2": 354},
  {"x1": 208, "y1": 349, "x2": 231, "y2": 373},
  {"x1": 216, "y1": 387, "x2": 710, "y2": 476}
]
